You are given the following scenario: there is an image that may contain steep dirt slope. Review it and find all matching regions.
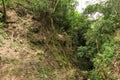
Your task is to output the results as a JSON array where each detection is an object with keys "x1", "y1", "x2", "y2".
[
  {"x1": 0, "y1": 9, "x2": 42, "y2": 80},
  {"x1": 0, "y1": 9, "x2": 83, "y2": 80}
]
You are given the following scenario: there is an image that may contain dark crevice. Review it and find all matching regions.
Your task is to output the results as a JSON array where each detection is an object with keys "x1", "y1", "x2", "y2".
[{"x1": 76, "y1": 57, "x2": 94, "y2": 71}]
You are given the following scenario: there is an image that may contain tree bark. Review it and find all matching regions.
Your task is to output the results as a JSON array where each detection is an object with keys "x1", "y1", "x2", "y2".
[{"x1": 2, "y1": 0, "x2": 6, "y2": 22}]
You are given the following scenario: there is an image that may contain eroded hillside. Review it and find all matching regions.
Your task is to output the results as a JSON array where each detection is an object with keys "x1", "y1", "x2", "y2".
[{"x1": 0, "y1": 9, "x2": 84, "y2": 80}]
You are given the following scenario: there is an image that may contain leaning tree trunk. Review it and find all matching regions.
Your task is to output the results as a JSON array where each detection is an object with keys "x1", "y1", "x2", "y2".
[
  {"x1": 50, "y1": 0, "x2": 60, "y2": 31},
  {"x1": 2, "y1": 0, "x2": 6, "y2": 22}
]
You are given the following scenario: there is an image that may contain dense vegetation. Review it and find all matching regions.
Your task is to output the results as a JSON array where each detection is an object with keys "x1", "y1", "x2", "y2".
[{"x1": 0, "y1": 0, "x2": 120, "y2": 80}]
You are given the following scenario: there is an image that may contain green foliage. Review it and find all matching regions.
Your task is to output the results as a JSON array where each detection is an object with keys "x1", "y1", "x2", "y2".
[
  {"x1": 88, "y1": 41, "x2": 117, "y2": 80},
  {"x1": 0, "y1": 0, "x2": 119, "y2": 79},
  {"x1": 0, "y1": 12, "x2": 7, "y2": 46},
  {"x1": 76, "y1": 0, "x2": 120, "y2": 79},
  {"x1": 0, "y1": 22, "x2": 4, "y2": 45},
  {"x1": 28, "y1": 0, "x2": 52, "y2": 17},
  {"x1": 53, "y1": 0, "x2": 78, "y2": 30},
  {"x1": 77, "y1": 0, "x2": 120, "y2": 59},
  {"x1": 77, "y1": 46, "x2": 88, "y2": 57},
  {"x1": 0, "y1": 0, "x2": 10, "y2": 7},
  {"x1": 5, "y1": 0, "x2": 11, "y2": 7},
  {"x1": 38, "y1": 67, "x2": 54, "y2": 79}
]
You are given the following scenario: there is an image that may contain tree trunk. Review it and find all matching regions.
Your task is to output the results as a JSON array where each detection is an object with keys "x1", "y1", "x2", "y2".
[{"x1": 2, "y1": 0, "x2": 6, "y2": 22}]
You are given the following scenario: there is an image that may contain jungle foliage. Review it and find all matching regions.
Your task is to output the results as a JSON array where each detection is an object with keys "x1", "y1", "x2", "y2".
[{"x1": 0, "y1": 0, "x2": 120, "y2": 80}]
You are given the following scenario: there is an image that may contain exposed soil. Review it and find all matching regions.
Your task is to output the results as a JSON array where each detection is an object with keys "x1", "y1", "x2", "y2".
[{"x1": 0, "y1": 9, "x2": 83, "y2": 80}]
